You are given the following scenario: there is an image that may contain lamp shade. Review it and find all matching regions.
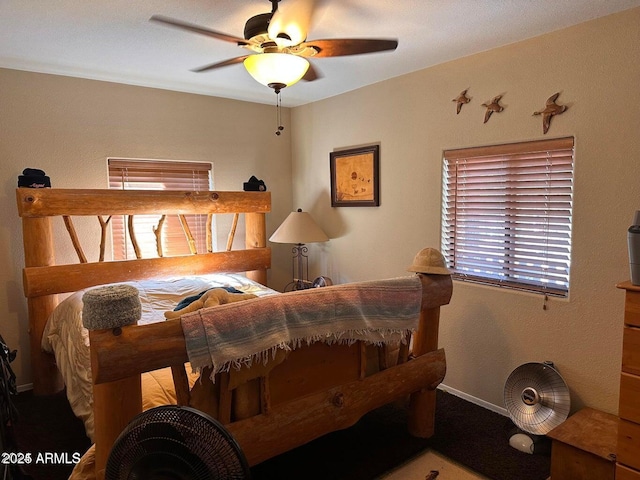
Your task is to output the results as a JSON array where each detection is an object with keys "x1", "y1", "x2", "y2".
[
  {"x1": 269, "y1": 209, "x2": 329, "y2": 244},
  {"x1": 244, "y1": 53, "x2": 310, "y2": 89}
]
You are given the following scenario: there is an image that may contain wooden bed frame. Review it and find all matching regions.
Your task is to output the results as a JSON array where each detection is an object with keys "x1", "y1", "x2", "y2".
[{"x1": 17, "y1": 187, "x2": 452, "y2": 479}]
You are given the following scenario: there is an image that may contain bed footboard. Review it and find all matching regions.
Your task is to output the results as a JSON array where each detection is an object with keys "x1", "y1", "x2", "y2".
[
  {"x1": 226, "y1": 348, "x2": 445, "y2": 465},
  {"x1": 87, "y1": 272, "x2": 452, "y2": 479}
]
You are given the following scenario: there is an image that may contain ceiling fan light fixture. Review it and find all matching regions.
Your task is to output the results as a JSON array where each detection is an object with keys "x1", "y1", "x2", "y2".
[{"x1": 243, "y1": 53, "x2": 309, "y2": 90}]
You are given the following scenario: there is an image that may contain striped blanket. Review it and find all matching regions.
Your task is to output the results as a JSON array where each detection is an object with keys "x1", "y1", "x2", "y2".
[{"x1": 180, "y1": 275, "x2": 423, "y2": 378}]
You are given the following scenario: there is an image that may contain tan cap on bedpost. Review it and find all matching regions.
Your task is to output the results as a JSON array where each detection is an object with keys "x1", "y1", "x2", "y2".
[
  {"x1": 82, "y1": 284, "x2": 141, "y2": 330},
  {"x1": 407, "y1": 248, "x2": 451, "y2": 275}
]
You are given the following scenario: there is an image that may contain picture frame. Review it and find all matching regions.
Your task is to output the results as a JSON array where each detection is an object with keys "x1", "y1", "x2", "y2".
[{"x1": 330, "y1": 145, "x2": 380, "y2": 207}]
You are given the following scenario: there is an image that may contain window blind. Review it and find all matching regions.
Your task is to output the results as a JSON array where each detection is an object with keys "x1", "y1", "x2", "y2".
[
  {"x1": 441, "y1": 137, "x2": 574, "y2": 297},
  {"x1": 108, "y1": 159, "x2": 213, "y2": 260}
]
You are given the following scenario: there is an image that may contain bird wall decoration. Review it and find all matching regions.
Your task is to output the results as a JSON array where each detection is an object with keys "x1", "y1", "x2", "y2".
[
  {"x1": 481, "y1": 95, "x2": 504, "y2": 123},
  {"x1": 452, "y1": 89, "x2": 471, "y2": 114},
  {"x1": 533, "y1": 92, "x2": 567, "y2": 134}
]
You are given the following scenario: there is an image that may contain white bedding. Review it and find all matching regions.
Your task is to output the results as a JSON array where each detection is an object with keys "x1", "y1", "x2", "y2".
[{"x1": 42, "y1": 273, "x2": 277, "y2": 441}]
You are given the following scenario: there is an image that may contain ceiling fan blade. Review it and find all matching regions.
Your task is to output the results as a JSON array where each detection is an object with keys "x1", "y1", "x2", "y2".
[
  {"x1": 191, "y1": 55, "x2": 250, "y2": 73},
  {"x1": 301, "y1": 62, "x2": 321, "y2": 82},
  {"x1": 268, "y1": 0, "x2": 317, "y2": 46},
  {"x1": 150, "y1": 15, "x2": 250, "y2": 46},
  {"x1": 302, "y1": 38, "x2": 398, "y2": 57}
]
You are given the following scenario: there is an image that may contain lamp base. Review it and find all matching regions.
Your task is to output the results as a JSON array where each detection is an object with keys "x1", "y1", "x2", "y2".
[
  {"x1": 283, "y1": 279, "x2": 313, "y2": 292},
  {"x1": 283, "y1": 276, "x2": 332, "y2": 292}
]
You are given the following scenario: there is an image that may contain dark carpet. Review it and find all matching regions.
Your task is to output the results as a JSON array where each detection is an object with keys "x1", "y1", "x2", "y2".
[{"x1": 8, "y1": 389, "x2": 550, "y2": 480}]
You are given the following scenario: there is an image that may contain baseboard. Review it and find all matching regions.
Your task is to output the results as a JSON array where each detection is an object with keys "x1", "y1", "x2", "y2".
[
  {"x1": 16, "y1": 383, "x2": 33, "y2": 393},
  {"x1": 438, "y1": 383, "x2": 509, "y2": 417}
]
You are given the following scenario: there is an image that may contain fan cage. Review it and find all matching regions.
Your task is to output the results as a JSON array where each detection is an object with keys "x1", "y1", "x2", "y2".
[
  {"x1": 504, "y1": 362, "x2": 570, "y2": 435},
  {"x1": 106, "y1": 405, "x2": 251, "y2": 480}
]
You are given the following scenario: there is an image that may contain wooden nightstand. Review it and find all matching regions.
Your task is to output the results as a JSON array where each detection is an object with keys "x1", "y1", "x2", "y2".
[{"x1": 547, "y1": 407, "x2": 617, "y2": 480}]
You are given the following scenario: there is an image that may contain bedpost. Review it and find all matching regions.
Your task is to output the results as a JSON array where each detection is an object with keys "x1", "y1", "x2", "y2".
[
  {"x1": 245, "y1": 212, "x2": 267, "y2": 285},
  {"x1": 408, "y1": 271, "x2": 452, "y2": 437},
  {"x1": 91, "y1": 373, "x2": 141, "y2": 480},
  {"x1": 21, "y1": 215, "x2": 64, "y2": 395},
  {"x1": 85, "y1": 284, "x2": 144, "y2": 480}
]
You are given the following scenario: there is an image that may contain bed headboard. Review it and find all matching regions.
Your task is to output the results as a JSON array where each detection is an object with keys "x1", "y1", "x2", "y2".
[{"x1": 16, "y1": 188, "x2": 271, "y2": 394}]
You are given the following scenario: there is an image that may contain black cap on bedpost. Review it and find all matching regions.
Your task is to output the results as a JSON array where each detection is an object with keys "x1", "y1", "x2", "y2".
[{"x1": 18, "y1": 168, "x2": 51, "y2": 188}]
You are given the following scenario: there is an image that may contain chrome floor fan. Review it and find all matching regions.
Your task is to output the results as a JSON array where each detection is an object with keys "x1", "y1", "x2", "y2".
[{"x1": 504, "y1": 361, "x2": 570, "y2": 454}]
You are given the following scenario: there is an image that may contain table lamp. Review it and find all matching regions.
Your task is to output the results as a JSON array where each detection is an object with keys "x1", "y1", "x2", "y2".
[{"x1": 269, "y1": 209, "x2": 329, "y2": 291}]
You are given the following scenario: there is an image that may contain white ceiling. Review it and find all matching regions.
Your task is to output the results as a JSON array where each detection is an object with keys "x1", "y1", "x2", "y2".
[{"x1": 2, "y1": 0, "x2": 639, "y2": 108}]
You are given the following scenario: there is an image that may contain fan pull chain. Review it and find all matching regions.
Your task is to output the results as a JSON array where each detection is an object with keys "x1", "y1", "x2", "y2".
[
  {"x1": 275, "y1": 91, "x2": 284, "y2": 136},
  {"x1": 543, "y1": 293, "x2": 549, "y2": 310}
]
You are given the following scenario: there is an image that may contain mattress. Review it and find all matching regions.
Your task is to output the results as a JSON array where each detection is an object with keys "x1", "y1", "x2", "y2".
[{"x1": 41, "y1": 273, "x2": 277, "y2": 441}]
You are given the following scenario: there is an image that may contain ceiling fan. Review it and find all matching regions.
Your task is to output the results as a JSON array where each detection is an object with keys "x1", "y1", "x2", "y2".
[{"x1": 150, "y1": 0, "x2": 399, "y2": 94}]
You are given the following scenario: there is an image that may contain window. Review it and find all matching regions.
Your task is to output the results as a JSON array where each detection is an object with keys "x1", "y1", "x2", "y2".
[
  {"x1": 441, "y1": 137, "x2": 574, "y2": 297},
  {"x1": 108, "y1": 159, "x2": 213, "y2": 260}
]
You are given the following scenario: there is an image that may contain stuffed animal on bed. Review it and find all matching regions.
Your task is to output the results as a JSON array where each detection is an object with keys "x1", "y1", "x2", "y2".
[{"x1": 164, "y1": 287, "x2": 256, "y2": 319}]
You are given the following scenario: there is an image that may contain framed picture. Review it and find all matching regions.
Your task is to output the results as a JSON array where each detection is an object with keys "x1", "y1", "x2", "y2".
[{"x1": 330, "y1": 145, "x2": 380, "y2": 207}]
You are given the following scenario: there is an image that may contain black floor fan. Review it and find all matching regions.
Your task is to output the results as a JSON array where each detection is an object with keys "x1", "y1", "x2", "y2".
[{"x1": 106, "y1": 405, "x2": 251, "y2": 480}]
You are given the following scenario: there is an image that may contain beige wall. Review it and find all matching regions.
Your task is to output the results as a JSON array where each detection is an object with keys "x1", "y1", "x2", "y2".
[
  {"x1": 291, "y1": 8, "x2": 640, "y2": 414},
  {"x1": 0, "y1": 69, "x2": 295, "y2": 387}
]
